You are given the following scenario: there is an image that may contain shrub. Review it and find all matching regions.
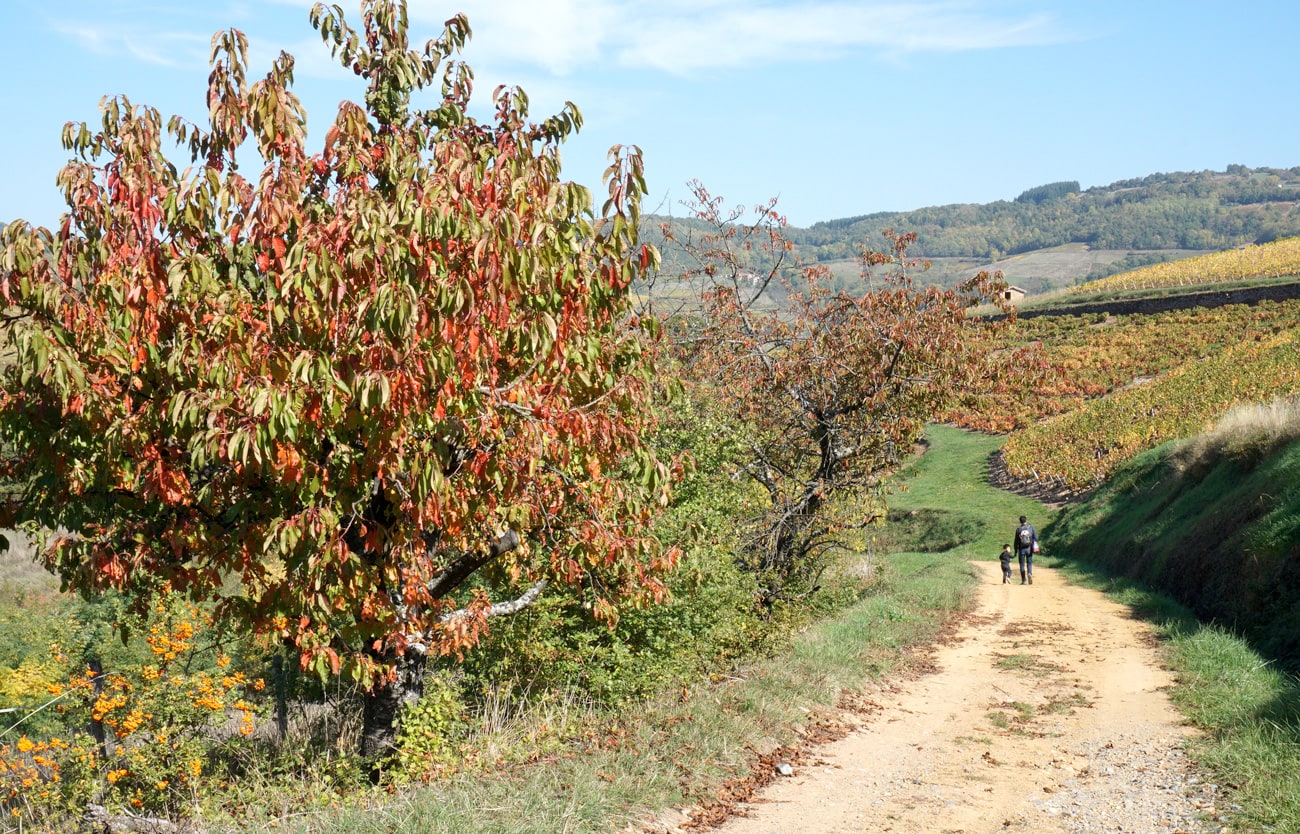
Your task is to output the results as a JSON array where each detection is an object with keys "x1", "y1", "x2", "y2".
[
  {"x1": 0, "y1": 590, "x2": 264, "y2": 826},
  {"x1": 392, "y1": 673, "x2": 465, "y2": 781},
  {"x1": 452, "y1": 383, "x2": 773, "y2": 711}
]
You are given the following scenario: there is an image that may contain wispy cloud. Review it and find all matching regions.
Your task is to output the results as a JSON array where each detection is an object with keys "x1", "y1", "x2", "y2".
[
  {"x1": 411, "y1": 0, "x2": 1072, "y2": 76},
  {"x1": 53, "y1": 21, "x2": 211, "y2": 69},
  {"x1": 44, "y1": 1, "x2": 1072, "y2": 87}
]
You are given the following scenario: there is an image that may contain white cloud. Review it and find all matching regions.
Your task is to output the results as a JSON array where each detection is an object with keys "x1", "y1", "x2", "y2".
[
  {"x1": 54, "y1": 21, "x2": 211, "y2": 69},
  {"x1": 45, "y1": 2, "x2": 1070, "y2": 93},
  {"x1": 407, "y1": 0, "x2": 1070, "y2": 76}
]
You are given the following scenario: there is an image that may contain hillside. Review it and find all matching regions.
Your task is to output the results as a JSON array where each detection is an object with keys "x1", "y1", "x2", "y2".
[
  {"x1": 1048, "y1": 409, "x2": 1300, "y2": 669},
  {"x1": 792, "y1": 165, "x2": 1300, "y2": 261},
  {"x1": 646, "y1": 165, "x2": 1300, "y2": 296}
]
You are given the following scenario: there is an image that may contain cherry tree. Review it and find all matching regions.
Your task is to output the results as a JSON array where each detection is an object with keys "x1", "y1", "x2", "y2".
[{"x1": 0, "y1": 1, "x2": 674, "y2": 759}]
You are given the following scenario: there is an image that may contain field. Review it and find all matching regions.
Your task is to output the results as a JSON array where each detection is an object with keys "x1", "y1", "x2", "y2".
[
  {"x1": 958, "y1": 243, "x2": 1206, "y2": 294},
  {"x1": 1002, "y1": 330, "x2": 1300, "y2": 487}
]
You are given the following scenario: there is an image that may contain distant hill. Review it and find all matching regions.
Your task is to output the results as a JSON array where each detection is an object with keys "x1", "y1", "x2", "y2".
[
  {"x1": 645, "y1": 165, "x2": 1300, "y2": 296},
  {"x1": 791, "y1": 165, "x2": 1300, "y2": 260}
]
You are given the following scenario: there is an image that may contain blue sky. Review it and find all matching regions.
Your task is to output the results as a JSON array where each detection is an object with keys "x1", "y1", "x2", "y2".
[{"x1": 2, "y1": 1, "x2": 1298, "y2": 229}]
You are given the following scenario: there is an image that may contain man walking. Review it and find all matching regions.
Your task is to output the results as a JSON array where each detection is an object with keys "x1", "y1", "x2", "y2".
[{"x1": 1014, "y1": 515, "x2": 1037, "y2": 585}]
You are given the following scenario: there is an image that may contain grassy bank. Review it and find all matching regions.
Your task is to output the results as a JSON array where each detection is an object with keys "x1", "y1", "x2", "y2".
[
  {"x1": 1047, "y1": 401, "x2": 1300, "y2": 664},
  {"x1": 1047, "y1": 403, "x2": 1300, "y2": 833}
]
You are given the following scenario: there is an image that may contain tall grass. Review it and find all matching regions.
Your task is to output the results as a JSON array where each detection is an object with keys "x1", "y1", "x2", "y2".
[{"x1": 1174, "y1": 395, "x2": 1300, "y2": 471}]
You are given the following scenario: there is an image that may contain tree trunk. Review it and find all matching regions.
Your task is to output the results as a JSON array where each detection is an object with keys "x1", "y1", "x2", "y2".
[
  {"x1": 271, "y1": 653, "x2": 289, "y2": 741},
  {"x1": 360, "y1": 652, "x2": 426, "y2": 771}
]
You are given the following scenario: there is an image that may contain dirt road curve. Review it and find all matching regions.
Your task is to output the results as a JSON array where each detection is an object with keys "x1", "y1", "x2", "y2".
[{"x1": 711, "y1": 562, "x2": 1222, "y2": 834}]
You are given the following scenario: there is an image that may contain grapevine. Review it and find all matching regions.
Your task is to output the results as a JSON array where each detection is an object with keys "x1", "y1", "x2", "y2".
[
  {"x1": 1071, "y1": 237, "x2": 1300, "y2": 294},
  {"x1": 1001, "y1": 332, "x2": 1300, "y2": 488}
]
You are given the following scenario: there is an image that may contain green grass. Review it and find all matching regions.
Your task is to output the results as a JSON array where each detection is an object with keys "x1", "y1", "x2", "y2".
[
  {"x1": 888, "y1": 424, "x2": 1058, "y2": 561},
  {"x1": 993, "y1": 653, "x2": 1064, "y2": 677}
]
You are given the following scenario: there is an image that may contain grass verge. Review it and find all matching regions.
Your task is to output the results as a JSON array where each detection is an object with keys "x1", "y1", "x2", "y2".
[
  {"x1": 886, "y1": 424, "x2": 1057, "y2": 560},
  {"x1": 1054, "y1": 559, "x2": 1300, "y2": 833}
]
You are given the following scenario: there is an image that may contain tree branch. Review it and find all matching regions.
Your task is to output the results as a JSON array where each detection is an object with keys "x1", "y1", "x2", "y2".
[
  {"x1": 438, "y1": 577, "x2": 549, "y2": 623},
  {"x1": 424, "y1": 529, "x2": 520, "y2": 599}
]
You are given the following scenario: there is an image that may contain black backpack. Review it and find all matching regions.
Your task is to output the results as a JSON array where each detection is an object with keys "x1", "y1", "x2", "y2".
[{"x1": 1017, "y1": 525, "x2": 1033, "y2": 547}]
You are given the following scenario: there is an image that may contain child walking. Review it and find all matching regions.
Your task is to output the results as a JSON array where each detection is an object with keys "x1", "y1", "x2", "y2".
[{"x1": 999, "y1": 544, "x2": 1014, "y2": 584}]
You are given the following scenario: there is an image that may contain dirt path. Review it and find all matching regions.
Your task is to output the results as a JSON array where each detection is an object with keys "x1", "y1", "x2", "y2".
[{"x1": 707, "y1": 562, "x2": 1222, "y2": 834}]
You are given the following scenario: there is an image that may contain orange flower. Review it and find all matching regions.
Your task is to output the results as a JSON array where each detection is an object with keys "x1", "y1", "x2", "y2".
[{"x1": 193, "y1": 695, "x2": 224, "y2": 711}]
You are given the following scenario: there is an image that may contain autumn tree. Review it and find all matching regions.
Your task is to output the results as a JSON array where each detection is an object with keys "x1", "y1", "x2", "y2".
[
  {"x1": 663, "y1": 183, "x2": 1009, "y2": 604},
  {"x1": 0, "y1": 1, "x2": 673, "y2": 761}
]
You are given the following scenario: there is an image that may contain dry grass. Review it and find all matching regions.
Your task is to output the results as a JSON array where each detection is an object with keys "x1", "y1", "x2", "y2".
[
  {"x1": 0, "y1": 528, "x2": 57, "y2": 595},
  {"x1": 1174, "y1": 396, "x2": 1300, "y2": 471}
]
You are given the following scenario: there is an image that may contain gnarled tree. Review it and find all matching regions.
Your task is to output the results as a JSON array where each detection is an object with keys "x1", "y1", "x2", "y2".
[
  {"x1": 665, "y1": 183, "x2": 1011, "y2": 604},
  {"x1": 0, "y1": 1, "x2": 673, "y2": 761}
]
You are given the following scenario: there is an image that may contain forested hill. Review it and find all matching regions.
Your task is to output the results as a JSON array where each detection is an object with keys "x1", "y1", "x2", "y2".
[
  {"x1": 786, "y1": 165, "x2": 1300, "y2": 262},
  {"x1": 644, "y1": 166, "x2": 1300, "y2": 282}
]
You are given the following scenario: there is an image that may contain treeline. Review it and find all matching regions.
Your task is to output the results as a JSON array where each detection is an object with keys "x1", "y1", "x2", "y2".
[
  {"x1": 648, "y1": 166, "x2": 1300, "y2": 265},
  {"x1": 1014, "y1": 180, "x2": 1080, "y2": 205}
]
